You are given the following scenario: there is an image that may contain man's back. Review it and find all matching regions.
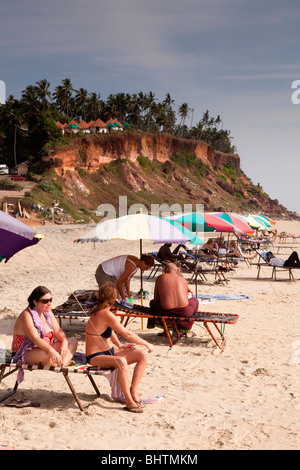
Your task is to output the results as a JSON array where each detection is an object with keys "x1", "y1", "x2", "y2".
[{"x1": 155, "y1": 272, "x2": 188, "y2": 310}]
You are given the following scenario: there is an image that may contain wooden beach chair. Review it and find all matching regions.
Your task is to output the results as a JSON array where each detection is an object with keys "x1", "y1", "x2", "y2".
[{"x1": 0, "y1": 357, "x2": 113, "y2": 412}]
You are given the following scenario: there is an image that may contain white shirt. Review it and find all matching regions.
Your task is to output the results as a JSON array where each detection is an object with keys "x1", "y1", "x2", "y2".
[
  {"x1": 102, "y1": 255, "x2": 137, "y2": 277},
  {"x1": 268, "y1": 257, "x2": 285, "y2": 267}
]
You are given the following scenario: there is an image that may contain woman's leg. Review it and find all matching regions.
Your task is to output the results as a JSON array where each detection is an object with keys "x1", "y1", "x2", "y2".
[
  {"x1": 26, "y1": 347, "x2": 52, "y2": 366},
  {"x1": 26, "y1": 338, "x2": 78, "y2": 367},
  {"x1": 89, "y1": 354, "x2": 142, "y2": 410},
  {"x1": 115, "y1": 349, "x2": 149, "y2": 402},
  {"x1": 53, "y1": 337, "x2": 78, "y2": 366}
]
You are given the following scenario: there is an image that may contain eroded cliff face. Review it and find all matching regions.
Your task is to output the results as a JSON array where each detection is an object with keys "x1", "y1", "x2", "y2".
[
  {"x1": 44, "y1": 133, "x2": 240, "y2": 174},
  {"x1": 39, "y1": 132, "x2": 299, "y2": 220}
]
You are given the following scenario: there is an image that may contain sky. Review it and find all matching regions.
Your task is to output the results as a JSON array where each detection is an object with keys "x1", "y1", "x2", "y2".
[{"x1": 1, "y1": 0, "x2": 300, "y2": 214}]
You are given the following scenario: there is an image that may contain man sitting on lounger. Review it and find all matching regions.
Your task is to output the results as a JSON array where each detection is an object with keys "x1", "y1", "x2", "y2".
[
  {"x1": 266, "y1": 251, "x2": 300, "y2": 267},
  {"x1": 148, "y1": 262, "x2": 199, "y2": 337}
]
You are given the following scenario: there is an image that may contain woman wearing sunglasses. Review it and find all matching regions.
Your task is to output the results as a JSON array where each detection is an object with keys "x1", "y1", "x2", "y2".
[{"x1": 12, "y1": 286, "x2": 77, "y2": 372}]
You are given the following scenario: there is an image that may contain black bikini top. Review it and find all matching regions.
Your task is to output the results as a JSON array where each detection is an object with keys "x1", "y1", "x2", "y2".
[
  {"x1": 100, "y1": 326, "x2": 113, "y2": 338},
  {"x1": 86, "y1": 326, "x2": 113, "y2": 338}
]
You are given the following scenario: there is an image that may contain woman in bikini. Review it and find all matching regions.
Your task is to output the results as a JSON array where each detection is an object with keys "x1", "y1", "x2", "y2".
[
  {"x1": 86, "y1": 282, "x2": 153, "y2": 413},
  {"x1": 12, "y1": 286, "x2": 77, "y2": 369}
]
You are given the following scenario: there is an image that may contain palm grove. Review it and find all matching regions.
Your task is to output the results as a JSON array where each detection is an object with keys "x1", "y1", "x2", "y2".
[{"x1": 0, "y1": 78, "x2": 236, "y2": 168}]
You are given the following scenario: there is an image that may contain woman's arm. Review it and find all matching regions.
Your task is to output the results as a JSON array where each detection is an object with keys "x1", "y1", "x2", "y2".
[
  {"x1": 22, "y1": 310, "x2": 63, "y2": 364},
  {"x1": 117, "y1": 267, "x2": 136, "y2": 299},
  {"x1": 107, "y1": 311, "x2": 153, "y2": 353}
]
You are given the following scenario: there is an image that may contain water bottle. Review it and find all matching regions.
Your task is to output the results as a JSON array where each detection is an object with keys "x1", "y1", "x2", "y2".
[{"x1": 120, "y1": 298, "x2": 134, "y2": 308}]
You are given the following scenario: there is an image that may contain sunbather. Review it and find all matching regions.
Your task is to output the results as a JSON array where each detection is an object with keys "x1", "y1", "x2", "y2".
[
  {"x1": 12, "y1": 286, "x2": 77, "y2": 370},
  {"x1": 266, "y1": 251, "x2": 300, "y2": 267},
  {"x1": 197, "y1": 238, "x2": 219, "y2": 259},
  {"x1": 95, "y1": 254, "x2": 154, "y2": 300},
  {"x1": 224, "y1": 240, "x2": 257, "y2": 259},
  {"x1": 149, "y1": 262, "x2": 198, "y2": 337},
  {"x1": 157, "y1": 243, "x2": 187, "y2": 262},
  {"x1": 86, "y1": 282, "x2": 153, "y2": 413}
]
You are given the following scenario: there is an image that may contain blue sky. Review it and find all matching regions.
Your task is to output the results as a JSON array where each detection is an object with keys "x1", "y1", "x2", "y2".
[{"x1": 1, "y1": 0, "x2": 300, "y2": 214}]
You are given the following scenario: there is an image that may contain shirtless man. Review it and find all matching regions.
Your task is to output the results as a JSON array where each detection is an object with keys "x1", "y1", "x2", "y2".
[{"x1": 149, "y1": 263, "x2": 198, "y2": 337}]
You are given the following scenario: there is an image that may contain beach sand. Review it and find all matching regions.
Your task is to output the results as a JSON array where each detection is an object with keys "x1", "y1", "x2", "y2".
[{"x1": 0, "y1": 219, "x2": 299, "y2": 450}]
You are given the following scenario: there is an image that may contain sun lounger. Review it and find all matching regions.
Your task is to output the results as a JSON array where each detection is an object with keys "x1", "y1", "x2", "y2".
[
  {"x1": 278, "y1": 232, "x2": 300, "y2": 244},
  {"x1": 147, "y1": 252, "x2": 164, "y2": 279},
  {"x1": 0, "y1": 357, "x2": 113, "y2": 412},
  {"x1": 112, "y1": 302, "x2": 239, "y2": 350},
  {"x1": 53, "y1": 292, "x2": 239, "y2": 350},
  {"x1": 253, "y1": 250, "x2": 299, "y2": 281}
]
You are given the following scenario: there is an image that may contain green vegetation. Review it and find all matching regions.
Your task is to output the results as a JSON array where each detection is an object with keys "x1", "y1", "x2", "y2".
[
  {"x1": 0, "y1": 78, "x2": 236, "y2": 169},
  {"x1": 171, "y1": 151, "x2": 209, "y2": 178}
]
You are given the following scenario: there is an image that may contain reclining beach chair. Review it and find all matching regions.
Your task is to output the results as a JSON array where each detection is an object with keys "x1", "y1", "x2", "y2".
[
  {"x1": 0, "y1": 354, "x2": 113, "y2": 412},
  {"x1": 254, "y1": 250, "x2": 298, "y2": 281},
  {"x1": 147, "y1": 252, "x2": 164, "y2": 279}
]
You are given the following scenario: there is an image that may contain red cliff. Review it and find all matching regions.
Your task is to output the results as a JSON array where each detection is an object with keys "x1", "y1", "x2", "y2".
[{"x1": 44, "y1": 132, "x2": 240, "y2": 174}]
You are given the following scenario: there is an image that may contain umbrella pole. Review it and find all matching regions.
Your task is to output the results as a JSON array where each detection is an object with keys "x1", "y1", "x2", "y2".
[{"x1": 140, "y1": 239, "x2": 144, "y2": 329}]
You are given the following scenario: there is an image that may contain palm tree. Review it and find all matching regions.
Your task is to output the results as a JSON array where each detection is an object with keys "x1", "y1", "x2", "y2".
[
  {"x1": 53, "y1": 85, "x2": 65, "y2": 115},
  {"x1": 21, "y1": 85, "x2": 40, "y2": 114},
  {"x1": 86, "y1": 92, "x2": 103, "y2": 121},
  {"x1": 56, "y1": 78, "x2": 73, "y2": 119},
  {"x1": 145, "y1": 91, "x2": 156, "y2": 132},
  {"x1": 6, "y1": 98, "x2": 24, "y2": 167},
  {"x1": 35, "y1": 79, "x2": 51, "y2": 112},
  {"x1": 75, "y1": 88, "x2": 88, "y2": 121},
  {"x1": 178, "y1": 102, "x2": 190, "y2": 136}
]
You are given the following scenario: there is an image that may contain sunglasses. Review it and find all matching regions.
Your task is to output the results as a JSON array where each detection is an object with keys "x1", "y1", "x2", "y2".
[{"x1": 39, "y1": 297, "x2": 53, "y2": 304}]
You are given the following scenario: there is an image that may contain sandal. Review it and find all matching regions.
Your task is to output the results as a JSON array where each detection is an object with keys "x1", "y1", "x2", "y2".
[
  {"x1": 4, "y1": 398, "x2": 40, "y2": 408},
  {"x1": 123, "y1": 405, "x2": 144, "y2": 413}
]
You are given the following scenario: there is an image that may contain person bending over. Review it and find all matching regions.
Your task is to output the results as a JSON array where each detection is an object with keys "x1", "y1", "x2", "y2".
[{"x1": 95, "y1": 254, "x2": 154, "y2": 300}]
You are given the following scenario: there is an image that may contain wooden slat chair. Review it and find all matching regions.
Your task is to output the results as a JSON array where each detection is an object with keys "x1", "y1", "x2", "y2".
[{"x1": 0, "y1": 358, "x2": 113, "y2": 412}]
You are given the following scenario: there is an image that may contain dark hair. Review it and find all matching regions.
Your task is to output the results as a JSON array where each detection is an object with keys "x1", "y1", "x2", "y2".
[
  {"x1": 140, "y1": 254, "x2": 155, "y2": 267},
  {"x1": 28, "y1": 286, "x2": 51, "y2": 309},
  {"x1": 90, "y1": 282, "x2": 117, "y2": 316}
]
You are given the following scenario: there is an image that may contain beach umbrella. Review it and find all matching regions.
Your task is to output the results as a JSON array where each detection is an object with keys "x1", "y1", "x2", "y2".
[
  {"x1": 251, "y1": 215, "x2": 272, "y2": 229},
  {"x1": 244, "y1": 215, "x2": 269, "y2": 230},
  {"x1": 212, "y1": 212, "x2": 254, "y2": 234},
  {"x1": 75, "y1": 213, "x2": 204, "y2": 312},
  {"x1": 170, "y1": 212, "x2": 242, "y2": 233},
  {"x1": 75, "y1": 212, "x2": 204, "y2": 246},
  {"x1": 0, "y1": 210, "x2": 42, "y2": 262},
  {"x1": 258, "y1": 215, "x2": 276, "y2": 225}
]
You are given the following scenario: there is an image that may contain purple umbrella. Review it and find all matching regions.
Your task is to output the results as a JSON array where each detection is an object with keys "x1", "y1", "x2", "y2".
[{"x1": 0, "y1": 210, "x2": 41, "y2": 262}]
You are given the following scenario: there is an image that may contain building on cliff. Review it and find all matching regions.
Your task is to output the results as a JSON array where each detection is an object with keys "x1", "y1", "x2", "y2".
[{"x1": 56, "y1": 118, "x2": 124, "y2": 135}]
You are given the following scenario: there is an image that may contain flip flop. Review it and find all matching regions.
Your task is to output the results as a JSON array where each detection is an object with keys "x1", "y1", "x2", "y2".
[
  {"x1": 4, "y1": 399, "x2": 40, "y2": 408},
  {"x1": 123, "y1": 405, "x2": 144, "y2": 413},
  {"x1": 134, "y1": 400, "x2": 145, "y2": 408}
]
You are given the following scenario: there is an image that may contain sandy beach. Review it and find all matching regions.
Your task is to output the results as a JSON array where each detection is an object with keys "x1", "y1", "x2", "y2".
[{"x1": 0, "y1": 219, "x2": 299, "y2": 450}]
